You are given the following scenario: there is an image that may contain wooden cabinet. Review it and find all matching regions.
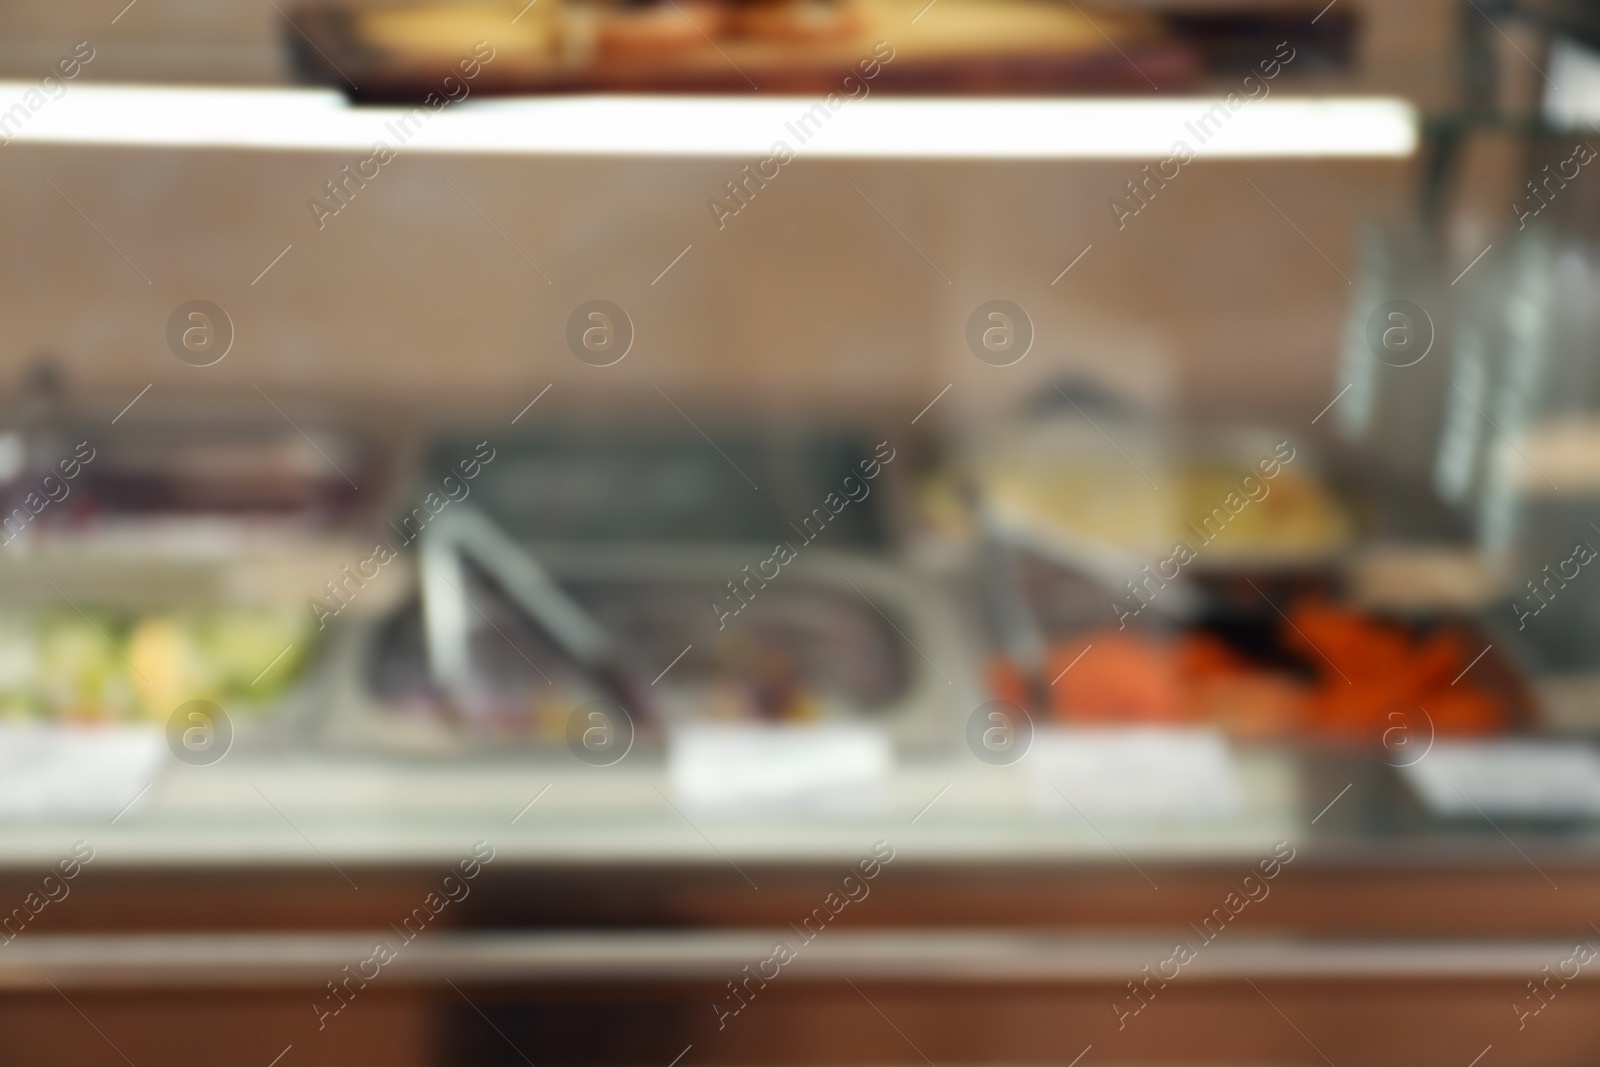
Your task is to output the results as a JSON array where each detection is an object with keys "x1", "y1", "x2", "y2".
[{"x1": 1, "y1": 855, "x2": 1597, "y2": 1066}]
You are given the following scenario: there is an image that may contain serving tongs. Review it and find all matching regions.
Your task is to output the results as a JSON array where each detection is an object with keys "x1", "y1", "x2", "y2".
[
  {"x1": 418, "y1": 505, "x2": 649, "y2": 723},
  {"x1": 962, "y1": 476, "x2": 1198, "y2": 715}
]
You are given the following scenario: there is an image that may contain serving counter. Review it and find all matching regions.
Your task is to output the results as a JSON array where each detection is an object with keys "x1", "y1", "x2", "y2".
[{"x1": 0, "y1": 747, "x2": 1597, "y2": 1067}]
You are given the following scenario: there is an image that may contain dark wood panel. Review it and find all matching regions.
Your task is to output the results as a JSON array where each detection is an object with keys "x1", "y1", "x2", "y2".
[
  {"x1": 0, "y1": 989, "x2": 432, "y2": 1067},
  {"x1": 4, "y1": 978, "x2": 1568, "y2": 1067},
  {"x1": 2, "y1": 856, "x2": 1595, "y2": 1066},
  {"x1": 10, "y1": 860, "x2": 1595, "y2": 937}
]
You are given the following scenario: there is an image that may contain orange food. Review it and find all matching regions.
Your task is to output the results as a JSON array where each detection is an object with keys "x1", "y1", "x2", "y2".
[
  {"x1": 1284, "y1": 602, "x2": 1507, "y2": 739},
  {"x1": 1189, "y1": 672, "x2": 1308, "y2": 739},
  {"x1": 984, "y1": 602, "x2": 1509, "y2": 739},
  {"x1": 985, "y1": 658, "x2": 1033, "y2": 713},
  {"x1": 1180, "y1": 633, "x2": 1306, "y2": 738},
  {"x1": 1052, "y1": 629, "x2": 1187, "y2": 723},
  {"x1": 985, "y1": 629, "x2": 1186, "y2": 722}
]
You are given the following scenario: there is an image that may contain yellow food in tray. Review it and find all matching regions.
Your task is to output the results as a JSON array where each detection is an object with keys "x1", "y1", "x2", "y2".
[
  {"x1": 0, "y1": 609, "x2": 312, "y2": 723},
  {"x1": 877, "y1": 0, "x2": 1163, "y2": 57},
  {"x1": 986, "y1": 461, "x2": 1174, "y2": 557},
  {"x1": 937, "y1": 427, "x2": 1351, "y2": 567},
  {"x1": 1177, "y1": 461, "x2": 1350, "y2": 560},
  {"x1": 354, "y1": 2, "x2": 558, "y2": 66},
  {"x1": 322, "y1": 0, "x2": 1171, "y2": 89}
]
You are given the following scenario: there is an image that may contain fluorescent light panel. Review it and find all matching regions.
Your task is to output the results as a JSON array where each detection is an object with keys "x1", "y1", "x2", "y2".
[{"x1": 0, "y1": 82, "x2": 1417, "y2": 159}]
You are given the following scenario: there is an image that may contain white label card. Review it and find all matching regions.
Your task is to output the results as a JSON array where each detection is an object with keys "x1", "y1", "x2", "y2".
[
  {"x1": 669, "y1": 723, "x2": 892, "y2": 813},
  {"x1": 1400, "y1": 741, "x2": 1600, "y2": 818},
  {"x1": 0, "y1": 725, "x2": 165, "y2": 817},
  {"x1": 1027, "y1": 728, "x2": 1244, "y2": 820}
]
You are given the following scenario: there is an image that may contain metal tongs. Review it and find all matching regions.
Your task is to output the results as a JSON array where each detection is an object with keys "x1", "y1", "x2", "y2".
[
  {"x1": 418, "y1": 506, "x2": 647, "y2": 721},
  {"x1": 962, "y1": 474, "x2": 1198, "y2": 714},
  {"x1": 962, "y1": 479, "x2": 1052, "y2": 713}
]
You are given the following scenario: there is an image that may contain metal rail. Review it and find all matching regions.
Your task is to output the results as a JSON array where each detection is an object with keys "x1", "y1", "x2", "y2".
[{"x1": 0, "y1": 931, "x2": 1590, "y2": 988}]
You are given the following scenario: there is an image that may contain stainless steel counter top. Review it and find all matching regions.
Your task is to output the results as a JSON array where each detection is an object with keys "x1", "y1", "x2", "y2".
[
  {"x1": 0, "y1": 752, "x2": 1305, "y2": 868},
  {"x1": 3, "y1": 747, "x2": 1598, "y2": 871}
]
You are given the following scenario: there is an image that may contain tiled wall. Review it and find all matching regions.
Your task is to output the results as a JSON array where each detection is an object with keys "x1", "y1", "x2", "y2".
[{"x1": 0, "y1": 0, "x2": 1444, "y2": 424}]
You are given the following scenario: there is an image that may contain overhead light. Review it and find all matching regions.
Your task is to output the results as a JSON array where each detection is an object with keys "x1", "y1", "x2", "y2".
[{"x1": 0, "y1": 82, "x2": 1417, "y2": 159}]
